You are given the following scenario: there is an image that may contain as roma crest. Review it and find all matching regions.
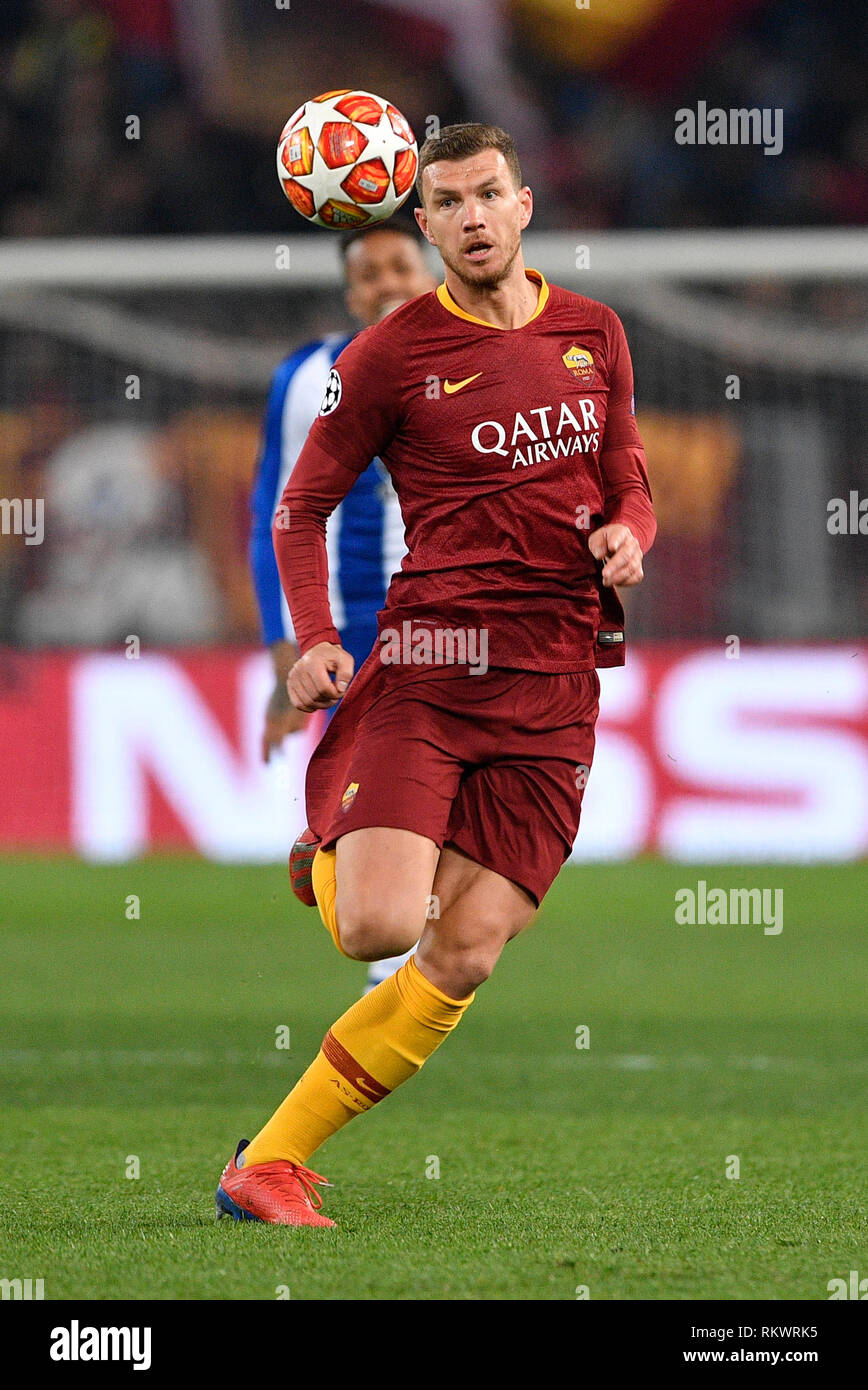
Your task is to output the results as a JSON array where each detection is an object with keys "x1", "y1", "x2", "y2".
[
  {"x1": 341, "y1": 781, "x2": 359, "y2": 814},
  {"x1": 562, "y1": 345, "x2": 595, "y2": 386}
]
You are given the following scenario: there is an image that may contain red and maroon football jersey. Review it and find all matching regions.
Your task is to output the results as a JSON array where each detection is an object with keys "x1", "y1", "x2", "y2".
[{"x1": 275, "y1": 270, "x2": 655, "y2": 672}]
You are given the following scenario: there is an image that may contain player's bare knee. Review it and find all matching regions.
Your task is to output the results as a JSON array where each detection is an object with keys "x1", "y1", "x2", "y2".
[
  {"x1": 420, "y1": 905, "x2": 529, "y2": 993},
  {"x1": 419, "y1": 937, "x2": 502, "y2": 993},
  {"x1": 335, "y1": 896, "x2": 420, "y2": 961},
  {"x1": 456, "y1": 948, "x2": 500, "y2": 990}
]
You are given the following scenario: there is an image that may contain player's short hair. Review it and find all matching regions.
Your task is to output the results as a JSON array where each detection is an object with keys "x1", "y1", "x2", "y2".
[
  {"x1": 415, "y1": 123, "x2": 522, "y2": 204},
  {"x1": 338, "y1": 217, "x2": 421, "y2": 260}
]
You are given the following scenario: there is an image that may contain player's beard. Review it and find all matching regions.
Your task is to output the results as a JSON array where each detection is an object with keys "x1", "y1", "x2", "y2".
[{"x1": 441, "y1": 225, "x2": 523, "y2": 292}]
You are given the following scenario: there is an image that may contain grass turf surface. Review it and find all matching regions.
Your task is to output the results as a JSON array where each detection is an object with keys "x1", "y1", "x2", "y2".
[{"x1": 0, "y1": 857, "x2": 865, "y2": 1301}]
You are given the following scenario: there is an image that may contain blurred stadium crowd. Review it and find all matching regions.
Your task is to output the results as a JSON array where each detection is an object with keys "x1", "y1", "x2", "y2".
[{"x1": 1, "y1": 0, "x2": 866, "y2": 236}]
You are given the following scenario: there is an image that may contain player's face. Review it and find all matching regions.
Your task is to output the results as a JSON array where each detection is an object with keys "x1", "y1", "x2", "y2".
[
  {"x1": 415, "y1": 151, "x2": 533, "y2": 290},
  {"x1": 344, "y1": 231, "x2": 435, "y2": 326}
]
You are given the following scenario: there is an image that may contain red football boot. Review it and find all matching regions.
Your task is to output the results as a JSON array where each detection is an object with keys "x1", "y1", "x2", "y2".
[
  {"x1": 216, "y1": 1140, "x2": 335, "y2": 1227},
  {"x1": 289, "y1": 827, "x2": 320, "y2": 907}
]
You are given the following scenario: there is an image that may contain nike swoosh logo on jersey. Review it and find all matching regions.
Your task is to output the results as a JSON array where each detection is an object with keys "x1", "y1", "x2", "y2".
[{"x1": 443, "y1": 373, "x2": 482, "y2": 394}]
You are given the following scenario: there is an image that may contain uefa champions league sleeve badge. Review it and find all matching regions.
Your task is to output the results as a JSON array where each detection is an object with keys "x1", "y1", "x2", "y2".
[{"x1": 319, "y1": 368, "x2": 342, "y2": 416}]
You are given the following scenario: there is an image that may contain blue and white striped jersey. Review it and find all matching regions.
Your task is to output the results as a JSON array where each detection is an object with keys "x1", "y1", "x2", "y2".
[{"x1": 250, "y1": 334, "x2": 406, "y2": 669}]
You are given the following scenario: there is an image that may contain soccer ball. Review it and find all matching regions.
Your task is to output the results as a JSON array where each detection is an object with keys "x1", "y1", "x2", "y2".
[{"x1": 276, "y1": 89, "x2": 418, "y2": 229}]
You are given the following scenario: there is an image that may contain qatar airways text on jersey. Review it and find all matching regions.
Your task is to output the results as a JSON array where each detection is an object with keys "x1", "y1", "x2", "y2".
[{"x1": 470, "y1": 398, "x2": 601, "y2": 469}]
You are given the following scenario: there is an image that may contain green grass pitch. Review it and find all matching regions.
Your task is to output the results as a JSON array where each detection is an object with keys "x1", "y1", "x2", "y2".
[{"x1": 1, "y1": 856, "x2": 865, "y2": 1301}]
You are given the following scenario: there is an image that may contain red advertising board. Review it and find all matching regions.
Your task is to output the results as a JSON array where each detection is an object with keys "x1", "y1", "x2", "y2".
[{"x1": 0, "y1": 645, "x2": 866, "y2": 861}]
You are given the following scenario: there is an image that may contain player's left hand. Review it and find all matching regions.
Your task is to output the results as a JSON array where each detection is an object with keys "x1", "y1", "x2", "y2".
[{"x1": 587, "y1": 524, "x2": 644, "y2": 587}]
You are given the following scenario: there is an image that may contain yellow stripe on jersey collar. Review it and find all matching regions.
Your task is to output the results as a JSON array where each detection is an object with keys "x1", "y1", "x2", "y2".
[{"x1": 436, "y1": 269, "x2": 549, "y2": 330}]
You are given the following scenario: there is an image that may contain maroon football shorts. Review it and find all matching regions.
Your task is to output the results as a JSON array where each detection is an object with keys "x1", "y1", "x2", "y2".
[{"x1": 313, "y1": 663, "x2": 600, "y2": 906}]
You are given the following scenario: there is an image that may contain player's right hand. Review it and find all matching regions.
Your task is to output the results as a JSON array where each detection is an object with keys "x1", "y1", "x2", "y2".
[{"x1": 288, "y1": 642, "x2": 355, "y2": 712}]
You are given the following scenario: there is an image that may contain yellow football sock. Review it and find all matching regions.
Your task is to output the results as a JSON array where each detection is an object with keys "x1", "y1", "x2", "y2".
[
  {"x1": 311, "y1": 846, "x2": 349, "y2": 956},
  {"x1": 242, "y1": 956, "x2": 474, "y2": 1167}
]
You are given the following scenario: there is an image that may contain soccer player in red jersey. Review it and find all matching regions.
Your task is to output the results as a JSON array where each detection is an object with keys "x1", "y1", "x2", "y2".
[{"x1": 216, "y1": 123, "x2": 656, "y2": 1226}]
